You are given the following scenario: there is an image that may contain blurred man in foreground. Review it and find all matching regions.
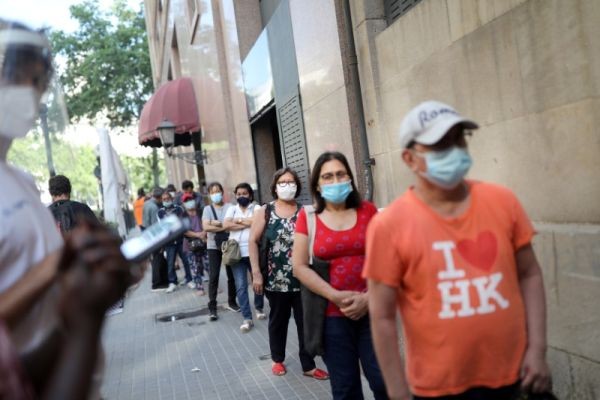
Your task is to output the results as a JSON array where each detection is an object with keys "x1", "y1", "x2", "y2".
[
  {"x1": 364, "y1": 101, "x2": 552, "y2": 399},
  {"x1": 0, "y1": 19, "x2": 140, "y2": 399}
]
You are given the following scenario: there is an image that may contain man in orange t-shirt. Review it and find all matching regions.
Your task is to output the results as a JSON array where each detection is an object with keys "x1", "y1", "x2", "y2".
[
  {"x1": 363, "y1": 101, "x2": 552, "y2": 399},
  {"x1": 133, "y1": 188, "x2": 146, "y2": 228}
]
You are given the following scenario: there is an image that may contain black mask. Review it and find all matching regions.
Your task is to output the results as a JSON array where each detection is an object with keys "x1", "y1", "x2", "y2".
[{"x1": 237, "y1": 196, "x2": 251, "y2": 207}]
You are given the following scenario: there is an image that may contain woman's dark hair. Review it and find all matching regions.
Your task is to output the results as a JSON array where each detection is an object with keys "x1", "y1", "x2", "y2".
[
  {"x1": 270, "y1": 167, "x2": 301, "y2": 199},
  {"x1": 207, "y1": 181, "x2": 224, "y2": 193},
  {"x1": 234, "y1": 182, "x2": 254, "y2": 202},
  {"x1": 310, "y1": 151, "x2": 361, "y2": 213}
]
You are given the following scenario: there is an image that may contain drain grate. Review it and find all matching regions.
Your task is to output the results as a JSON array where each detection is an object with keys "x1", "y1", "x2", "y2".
[{"x1": 155, "y1": 305, "x2": 224, "y2": 323}]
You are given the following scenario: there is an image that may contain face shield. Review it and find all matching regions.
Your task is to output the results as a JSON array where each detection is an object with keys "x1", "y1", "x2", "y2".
[{"x1": 0, "y1": 19, "x2": 68, "y2": 157}]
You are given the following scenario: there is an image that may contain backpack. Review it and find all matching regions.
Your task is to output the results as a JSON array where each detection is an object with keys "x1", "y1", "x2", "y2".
[{"x1": 48, "y1": 200, "x2": 76, "y2": 234}]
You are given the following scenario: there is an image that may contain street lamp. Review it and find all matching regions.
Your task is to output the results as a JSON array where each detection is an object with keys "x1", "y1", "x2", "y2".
[
  {"x1": 157, "y1": 119, "x2": 176, "y2": 156},
  {"x1": 156, "y1": 119, "x2": 208, "y2": 165}
]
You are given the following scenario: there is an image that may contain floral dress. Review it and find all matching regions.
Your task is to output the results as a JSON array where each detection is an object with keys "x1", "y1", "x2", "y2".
[
  {"x1": 265, "y1": 202, "x2": 301, "y2": 293},
  {"x1": 184, "y1": 214, "x2": 205, "y2": 291}
]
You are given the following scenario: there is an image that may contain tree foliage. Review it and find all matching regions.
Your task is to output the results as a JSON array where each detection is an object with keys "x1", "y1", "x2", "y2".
[
  {"x1": 8, "y1": 133, "x2": 165, "y2": 207},
  {"x1": 121, "y1": 153, "x2": 166, "y2": 194},
  {"x1": 9, "y1": 133, "x2": 100, "y2": 206},
  {"x1": 50, "y1": 0, "x2": 152, "y2": 128}
]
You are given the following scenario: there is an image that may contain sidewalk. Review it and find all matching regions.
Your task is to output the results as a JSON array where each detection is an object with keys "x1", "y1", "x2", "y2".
[{"x1": 100, "y1": 266, "x2": 375, "y2": 400}]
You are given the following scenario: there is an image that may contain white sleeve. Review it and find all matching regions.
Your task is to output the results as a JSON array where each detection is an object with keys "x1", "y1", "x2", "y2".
[{"x1": 224, "y1": 205, "x2": 235, "y2": 220}]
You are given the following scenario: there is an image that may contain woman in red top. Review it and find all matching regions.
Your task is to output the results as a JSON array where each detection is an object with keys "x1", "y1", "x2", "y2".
[{"x1": 292, "y1": 152, "x2": 387, "y2": 400}]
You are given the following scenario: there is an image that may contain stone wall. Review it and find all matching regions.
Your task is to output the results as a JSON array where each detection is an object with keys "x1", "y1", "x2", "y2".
[{"x1": 352, "y1": 0, "x2": 600, "y2": 397}]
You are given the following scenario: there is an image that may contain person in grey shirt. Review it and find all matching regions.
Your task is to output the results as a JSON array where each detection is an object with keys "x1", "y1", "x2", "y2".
[
  {"x1": 202, "y1": 182, "x2": 239, "y2": 321},
  {"x1": 141, "y1": 187, "x2": 163, "y2": 229},
  {"x1": 143, "y1": 187, "x2": 168, "y2": 290}
]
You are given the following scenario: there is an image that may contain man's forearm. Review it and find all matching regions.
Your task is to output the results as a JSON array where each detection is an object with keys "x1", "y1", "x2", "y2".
[
  {"x1": 371, "y1": 316, "x2": 411, "y2": 399},
  {"x1": 0, "y1": 251, "x2": 61, "y2": 329},
  {"x1": 42, "y1": 319, "x2": 103, "y2": 400},
  {"x1": 519, "y1": 271, "x2": 547, "y2": 352}
]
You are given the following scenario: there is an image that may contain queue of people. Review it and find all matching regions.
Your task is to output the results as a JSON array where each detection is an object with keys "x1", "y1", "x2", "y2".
[
  {"x1": 0, "y1": 17, "x2": 554, "y2": 400},
  {"x1": 163, "y1": 102, "x2": 553, "y2": 400}
]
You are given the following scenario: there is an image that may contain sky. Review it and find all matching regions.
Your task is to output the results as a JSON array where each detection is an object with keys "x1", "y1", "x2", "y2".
[
  {"x1": 0, "y1": 0, "x2": 142, "y2": 32},
  {"x1": 0, "y1": 0, "x2": 151, "y2": 157}
]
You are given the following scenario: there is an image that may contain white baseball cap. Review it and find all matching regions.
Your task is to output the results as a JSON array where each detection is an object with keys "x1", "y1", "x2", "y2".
[{"x1": 398, "y1": 100, "x2": 478, "y2": 148}]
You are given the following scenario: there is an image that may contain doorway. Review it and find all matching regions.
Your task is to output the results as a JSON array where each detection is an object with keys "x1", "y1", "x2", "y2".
[{"x1": 251, "y1": 106, "x2": 283, "y2": 204}]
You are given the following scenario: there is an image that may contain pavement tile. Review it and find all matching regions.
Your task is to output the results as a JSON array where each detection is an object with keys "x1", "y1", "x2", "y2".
[{"x1": 101, "y1": 267, "x2": 375, "y2": 399}]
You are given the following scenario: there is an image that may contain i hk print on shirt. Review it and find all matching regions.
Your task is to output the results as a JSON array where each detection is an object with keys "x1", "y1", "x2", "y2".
[{"x1": 434, "y1": 231, "x2": 509, "y2": 320}]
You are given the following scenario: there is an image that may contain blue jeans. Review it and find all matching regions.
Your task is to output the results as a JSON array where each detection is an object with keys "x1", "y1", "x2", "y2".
[
  {"x1": 165, "y1": 240, "x2": 192, "y2": 284},
  {"x1": 231, "y1": 257, "x2": 264, "y2": 320},
  {"x1": 322, "y1": 316, "x2": 388, "y2": 400}
]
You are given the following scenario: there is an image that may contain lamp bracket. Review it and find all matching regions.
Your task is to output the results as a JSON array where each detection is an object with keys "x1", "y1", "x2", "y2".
[{"x1": 168, "y1": 149, "x2": 208, "y2": 165}]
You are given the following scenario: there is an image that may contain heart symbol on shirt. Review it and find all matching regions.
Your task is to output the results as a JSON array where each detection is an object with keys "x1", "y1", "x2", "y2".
[{"x1": 456, "y1": 231, "x2": 498, "y2": 271}]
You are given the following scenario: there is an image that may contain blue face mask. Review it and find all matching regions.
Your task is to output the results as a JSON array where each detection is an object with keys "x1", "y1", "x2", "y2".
[
  {"x1": 163, "y1": 201, "x2": 173, "y2": 208},
  {"x1": 184, "y1": 200, "x2": 196, "y2": 209},
  {"x1": 320, "y1": 181, "x2": 353, "y2": 204},
  {"x1": 416, "y1": 146, "x2": 472, "y2": 189},
  {"x1": 210, "y1": 192, "x2": 223, "y2": 204}
]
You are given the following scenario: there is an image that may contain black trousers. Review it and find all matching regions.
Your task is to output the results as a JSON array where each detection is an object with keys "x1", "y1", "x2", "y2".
[
  {"x1": 151, "y1": 249, "x2": 169, "y2": 288},
  {"x1": 265, "y1": 290, "x2": 315, "y2": 372},
  {"x1": 207, "y1": 249, "x2": 237, "y2": 312},
  {"x1": 413, "y1": 382, "x2": 520, "y2": 400}
]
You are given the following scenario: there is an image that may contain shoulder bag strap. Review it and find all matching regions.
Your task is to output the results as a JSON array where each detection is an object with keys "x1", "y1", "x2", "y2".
[
  {"x1": 264, "y1": 203, "x2": 272, "y2": 224},
  {"x1": 304, "y1": 205, "x2": 316, "y2": 264},
  {"x1": 210, "y1": 204, "x2": 218, "y2": 220}
]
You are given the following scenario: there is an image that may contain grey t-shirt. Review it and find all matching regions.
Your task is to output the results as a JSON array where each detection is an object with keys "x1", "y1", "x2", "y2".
[{"x1": 202, "y1": 203, "x2": 231, "y2": 250}]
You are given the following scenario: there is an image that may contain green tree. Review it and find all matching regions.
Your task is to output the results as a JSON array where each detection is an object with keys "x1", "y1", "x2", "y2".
[
  {"x1": 50, "y1": 0, "x2": 152, "y2": 128},
  {"x1": 9, "y1": 133, "x2": 100, "y2": 208},
  {"x1": 48, "y1": 0, "x2": 161, "y2": 191},
  {"x1": 9, "y1": 133, "x2": 165, "y2": 208},
  {"x1": 121, "y1": 153, "x2": 166, "y2": 195}
]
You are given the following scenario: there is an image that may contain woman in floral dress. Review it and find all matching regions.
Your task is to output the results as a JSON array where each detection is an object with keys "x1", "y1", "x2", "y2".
[{"x1": 249, "y1": 168, "x2": 329, "y2": 379}]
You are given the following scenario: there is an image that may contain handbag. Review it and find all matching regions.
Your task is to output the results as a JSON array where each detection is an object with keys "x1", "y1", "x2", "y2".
[
  {"x1": 189, "y1": 238, "x2": 206, "y2": 253},
  {"x1": 221, "y1": 239, "x2": 241, "y2": 266},
  {"x1": 210, "y1": 205, "x2": 229, "y2": 249},
  {"x1": 300, "y1": 205, "x2": 330, "y2": 357}
]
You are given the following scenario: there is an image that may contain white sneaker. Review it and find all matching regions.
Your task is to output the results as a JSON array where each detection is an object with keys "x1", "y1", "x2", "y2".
[
  {"x1": 256, "y1": 310, "x2": 267, "y2": 320},
  {"x1": 165, "y1": 283, "x2": 177, "y2": 293},
  {"x1": 240, "y1": 320, "x2": 254, "y2": 333},
  {"x1": 187, "y1": 281, "x2": 196, "y2": 289}
]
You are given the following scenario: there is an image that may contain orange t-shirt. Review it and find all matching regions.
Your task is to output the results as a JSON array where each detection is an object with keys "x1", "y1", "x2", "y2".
[
  {"x1": 362, "y1": 181, "x2": 533, "y2": 397},
  {"x1": 133, "y1": 197, "x2": 145, "y2": 226}
]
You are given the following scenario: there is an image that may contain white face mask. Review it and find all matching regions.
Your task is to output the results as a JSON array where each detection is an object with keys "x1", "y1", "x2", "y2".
[
  {"x1": 184, "y1": 199, "x2": 196, "y2": 209},
  {"x1": 276, "y1": 184, "x2": 297, "y2": 201},
  {"x1": 0, "y1": 86, "x2": 39, "y2": 139}
]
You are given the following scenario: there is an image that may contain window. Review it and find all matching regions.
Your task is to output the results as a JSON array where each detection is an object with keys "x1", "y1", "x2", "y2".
[
  {"x1": 187, "y1": 0, "x2": 200, "y2": 42},
  {"x1": 385, "y1": 0, "x2": 423, "y2": 25}
]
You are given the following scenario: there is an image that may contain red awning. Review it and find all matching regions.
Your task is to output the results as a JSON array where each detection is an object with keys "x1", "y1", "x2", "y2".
[{"x1": 138, "y1": 77, "x2": 200, "y2": 147}]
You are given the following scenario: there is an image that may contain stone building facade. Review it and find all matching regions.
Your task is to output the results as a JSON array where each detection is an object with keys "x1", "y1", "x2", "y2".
[{"x1": 143, "y1": 1, "x2": 599, "y2": 397}]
